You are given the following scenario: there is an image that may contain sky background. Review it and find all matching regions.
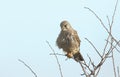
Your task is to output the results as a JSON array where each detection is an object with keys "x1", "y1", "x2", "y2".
[{"x1": 0, "y1": 0, "x2": 120, "y2": 77}]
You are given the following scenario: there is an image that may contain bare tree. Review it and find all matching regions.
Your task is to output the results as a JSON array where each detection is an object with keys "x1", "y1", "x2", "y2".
[
  {"x1": 47, "y1": 0, "x2": 120, "y2": 77},
  {"x1": 78, "y1": 0, "x2": 120, "y2": 77}
]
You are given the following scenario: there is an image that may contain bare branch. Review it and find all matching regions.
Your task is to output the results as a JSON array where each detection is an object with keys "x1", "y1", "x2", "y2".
[
  {"x1": 111, "y1": 51, "x2": 117, "y2": 77},
  {"x1": 117, "y1": 66, "x2": 120, "y2": 77},
  {"x1": 87, "y1": 54, "x2": 95, "y2": 68},
  {"x1": 46, "y1": 41, "x2": 63, "y2": 77},
  {"x1": 113, "y1": 39, "x2": 120, "y2": 47},
  {"x1": 85, "y1": 38, "x2": 102, "y2": 58},
  {"x1": 103, "y1": 35, "x2": 110, "y2": 56},
  {"x1": 84, "y1": 6, "x2": 120, "y2": 47},
  {"x1": 78, "y1": 61, "x2": 89, "y2": 77},
  {"x1": 106, "y1": 40, "x2": 120, "y2": 53},
  {"x1": 50, "y1": 53, "x2": 65, "y2": 56},
  {"x1": 95, "y1": 66, "x2": 101, "y2": 77},
  {"x1": 18, "y1": 59, "x2": 37, "y2": 77},
  {"x1": 111, "y1": 0, "x2": 119, "y2": 27},
  {"x1": 106, "y1": 16, "x2": 111, "y2": 27},
  {"x1": 84, "y1": 7, "x2": 109, "y2": 33}
]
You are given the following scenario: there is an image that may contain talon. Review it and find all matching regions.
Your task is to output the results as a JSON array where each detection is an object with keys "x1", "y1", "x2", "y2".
[{"x1": 66, "y1": 52, "x2": 73, "y2": 58}]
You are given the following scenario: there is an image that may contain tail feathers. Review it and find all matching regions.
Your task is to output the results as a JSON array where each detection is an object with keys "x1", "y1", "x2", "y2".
[{"x1": 73, "y1": 52, "x2": 84, "y2": 62}]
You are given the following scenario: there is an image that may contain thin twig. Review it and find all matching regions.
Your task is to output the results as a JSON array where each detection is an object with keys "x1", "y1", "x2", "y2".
[
  {"x1": 84, "y1": 6, "x2": 115, "y2": 42},
  {"x1": 78, "y1": 61, "x2": 89, "y2": 77},
  {"x1": 46, "y1": 41, "x2": 63, "y2": 77},
  {"x1": 18, "y1": 59, "x2": 37, "y2": 77},
  {"x1": 85, "y1": 38, "x2": 102, "y2": 58},
  {"x1": 103, "y1": 35, "x2": 110, "y2": 56},
  {"x1": 106, "y1": 16, "x2": 111, "y2": 27},
  {"x1": 85, "y1": 5, "x2": 120, "y2": 48},
  {"x1": 117, "y1": 66, "x2": 120, "y2": 77},
  {"x1": 110, "y1": 0, "x2": 118, "y2": 27},
  {"x1": 50, "y1": 53, "x2": 65, "y2": 56},
  {"x1": 84, "y1": 60, "x2": 93, "y2": 73},
  {"x1": 113, "y1": 38, "x2": 120, "y2": 47},
  {"x1": 84, "y1": 7, "x2": 109, "y2": 33},
  {"x1": 106, "y1": 40, "x2": 120, "y2": 53},
  {"x1": 111, "y1": 51, "x2": 117, "y2": 77},
  {"x1": 83, "y1": 1, "x2": 119, "y2": 77},
  {"x1": 87, "y1": 54, "x2": 95, "y2": 68}
]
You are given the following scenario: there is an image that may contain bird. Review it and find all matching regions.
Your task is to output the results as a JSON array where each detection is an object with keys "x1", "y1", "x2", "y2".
[{"x1": 56, "y1": 20, "x2": 84, "y2": 62}]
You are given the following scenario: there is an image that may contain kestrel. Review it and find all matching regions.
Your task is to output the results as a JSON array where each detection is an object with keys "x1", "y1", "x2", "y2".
[{"x1": 56, "y1": 20, "x2": 84, "y2": 62}]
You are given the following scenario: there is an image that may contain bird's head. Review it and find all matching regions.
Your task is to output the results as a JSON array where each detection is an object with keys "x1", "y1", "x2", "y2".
[{"x1": 60, "y1": 20, "x2": 72, "y2": 31}]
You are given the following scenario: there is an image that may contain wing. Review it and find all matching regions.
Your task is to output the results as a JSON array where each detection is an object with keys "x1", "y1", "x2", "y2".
[
  {"x1": 56, "y1": 30, "x2": 73, "y2": 52},
  {"x1": 73, "y1": 30, "x2": 81, "y2": 47},
  {"x1": 56, "y1": 31, "x2": 63, "y2": 49},
  {"x1": 56, "y1": 31, "x2": 69, "y2": 49}
]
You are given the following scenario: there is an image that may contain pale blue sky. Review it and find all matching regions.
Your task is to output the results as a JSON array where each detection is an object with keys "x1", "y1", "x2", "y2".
[{"x1": 0, "y1": 0, "x2": 120, "y2": 77}]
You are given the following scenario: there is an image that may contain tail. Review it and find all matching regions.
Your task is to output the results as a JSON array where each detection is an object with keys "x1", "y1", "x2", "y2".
[{"x1": 73, "y1": 52, "x2": 84, "y2": 62}]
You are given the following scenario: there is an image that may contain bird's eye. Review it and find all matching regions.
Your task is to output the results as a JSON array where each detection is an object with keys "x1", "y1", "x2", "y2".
[{"x1": 64, "y1": 24, "x2": 67, "y2": 28}]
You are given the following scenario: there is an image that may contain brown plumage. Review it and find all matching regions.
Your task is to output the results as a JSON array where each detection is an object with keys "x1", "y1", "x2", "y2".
[{"x1": 56, "y1": 20, "x2": 84, "y2": 62}]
